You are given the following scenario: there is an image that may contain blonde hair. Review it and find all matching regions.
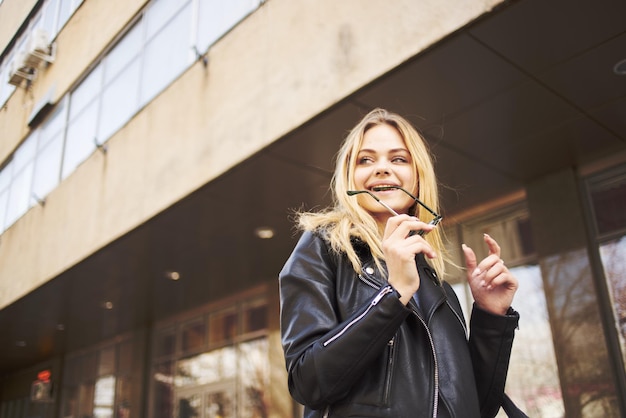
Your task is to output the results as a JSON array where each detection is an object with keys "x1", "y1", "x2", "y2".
[{"x1": 298, "y1": 108, "x2": 448, "y2": 278}]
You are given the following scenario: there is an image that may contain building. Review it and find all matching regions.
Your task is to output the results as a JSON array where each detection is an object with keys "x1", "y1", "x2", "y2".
[{"x1": 1, "y1": 0, "x2": 625, "y2": 416}]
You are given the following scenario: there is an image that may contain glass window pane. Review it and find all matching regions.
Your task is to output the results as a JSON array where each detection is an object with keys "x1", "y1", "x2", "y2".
[
  {"x1": 504, "y1": 265, "x2": 564, "y2": 417},
  {"x1": 177, "y1": 393, "x2": 201, "y2": 418},
  {"x1": 156, "y1": 328, "x2": 177, "y2": 358},
  {"x1": 209, "y1": 309, "x2": 237, "y2": 346},
  {"x1": 70, "y1": 64, "x2": 102, "y2": 120},
  {"x1": 98, "y1": 59, "x2": 140, "y2": 142},
  {"x1": 42, "y1": 0, "x2": 59, "y2": 36},
  {"x1": 0, "y1": 160, "x2": 13, "y2": 193},
  {"x1": 93, "y1": 375, "x2": 115, "y2": 418},
  {"x1": 0, "y1": 189, "x2": 9, "y2": 232},
  {"x1": 600, "y1": 236, "x2": 626, "y2": 369},
  {"x1": 39, "y1": 99, "x2": 68, "y2": 149},
  {"x1": 590, "y1": 173, "x2": 626, "y2": 236},
  {"x1": 181, "y1": 318, "x2": 205, "y2": 353},
  {"x1": 238, "y1": 338, "x2": 269, "y2": 418},
  {"x1": 153, "y1": 361, "x2": 174, "y2": 418},
  {"x1": 196, "y1": 0, "x2": 259, "y2": 52},
  {"x1": 63, "y1": 101, "x2": 98, "y2": 179},
  {"x1": 98, "y1": 346, "x2": 116, "y2": 377},
  {"x1": 145, "y1": 0, "x2": 190, "y2": 40},
  {"x1": 118, "y1": 339, "x2": 133, "y2": 376},
  {"x1": 6, "y1": 164, "x2": 34, "y2": 226},
  {"x1": 32, "y1": 133, "x2": 63, "y2": 198},
  {"x1": 0, "y1": 60, "x2": 17, "y2": 106},
  {"x1": 206, "y1": 390, "x2": 234, "y2": 418},
  {"x1": 104, "y1": 23, "x2": 142, "y2": 83},
  {"x1": 58, "y1": 0, "x2": 73, "y2": 31},
  {"x1": 13, "y1": 134, "x2": 37, "y2": 172},
  {"x1": 243, "y1": 303, "x2": 267, "y2": 334},
  {"x1": 140, "y1": 3, "x2": 192, "y2": 106},
  {"x1": 176, "y1": 347, "x2": 236, "y2": 388}
]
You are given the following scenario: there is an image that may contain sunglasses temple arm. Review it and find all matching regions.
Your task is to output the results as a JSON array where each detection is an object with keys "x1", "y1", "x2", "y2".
[{"x1": 376, "y1": 200, "x2": 400, "y2": 217}]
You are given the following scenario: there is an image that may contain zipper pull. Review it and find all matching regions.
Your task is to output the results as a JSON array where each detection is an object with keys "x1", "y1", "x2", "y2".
[{"x1": 372, "y1": 285, "x2": 393, "y2": 305}]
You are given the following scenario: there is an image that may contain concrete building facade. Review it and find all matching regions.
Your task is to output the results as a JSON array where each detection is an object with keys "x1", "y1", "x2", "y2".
[{"x1": 1, "y1": 0, "x2": 625, "y2": 416}]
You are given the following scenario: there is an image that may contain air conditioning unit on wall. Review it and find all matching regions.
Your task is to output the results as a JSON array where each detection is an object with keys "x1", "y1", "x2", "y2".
[
  {"x1": 24, "y1": 28, "x2": 55, "y2": 68},
  {"x1": 8, "y1": 51, "x2": 34, "y2": 87}
]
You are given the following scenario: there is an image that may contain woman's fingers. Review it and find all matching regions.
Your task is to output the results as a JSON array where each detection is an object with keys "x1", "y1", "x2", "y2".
[
  {"x1": 383, "y1": 215, "x2": 437, "y2": 258},
  {"x1": 385, "y1": 215, "x2": 435, "y2": 239},
  {"x1": 477, "y1": 258, "x2": 508, "y2": 289},
  {"x1": 483, "y1": 233, "x2": 501, "y2": 257}
]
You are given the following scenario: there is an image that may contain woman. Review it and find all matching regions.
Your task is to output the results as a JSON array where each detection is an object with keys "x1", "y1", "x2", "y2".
[{"x1": 279, "y1": 108, "x2": 520, "y2": 417}]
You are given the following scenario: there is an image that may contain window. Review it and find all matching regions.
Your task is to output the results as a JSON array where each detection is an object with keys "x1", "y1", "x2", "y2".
[
  {"x1": 32, "y1": 98, "x2": 67, "y2": 199},
  {"x1": 0, "y1": 0, "x2": 263, "y2": 235},
  {"x1": 62, "y1": 339, "x2": 135, "y2": 418},
  {"x1": 196, "y1": 0, "x2": 260, "y2": 53},
  {"x1": 5, "y1": 135, "x2": 36, "y2": 227},
  {"x1": 151, "y1": 294, "x2": 269, "y2": 418}
]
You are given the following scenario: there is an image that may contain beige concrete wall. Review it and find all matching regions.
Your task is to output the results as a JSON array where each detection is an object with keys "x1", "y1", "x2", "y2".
[
  {"x1": 0, "y1": 0, "x2": 37, "y2": 161},
  {"x1": 0, "y1": 0, "x2": 37, "y2": 53},
  {"x1": 0, "y1": 0, "x2": 505, "y2": 309}
]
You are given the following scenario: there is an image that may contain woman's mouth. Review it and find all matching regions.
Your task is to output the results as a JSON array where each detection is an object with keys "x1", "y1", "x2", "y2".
[{"x1": 370, "y1": 185, "x2": 399, "y2": 192}]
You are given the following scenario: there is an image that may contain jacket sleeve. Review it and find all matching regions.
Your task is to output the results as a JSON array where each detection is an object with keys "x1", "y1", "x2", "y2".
[
  {"x1": 469, "y1": 304, "x2": 520, "y2": 418},
  {"x1": 279, "y1": 231, "x2": 411, "y2": 409}
]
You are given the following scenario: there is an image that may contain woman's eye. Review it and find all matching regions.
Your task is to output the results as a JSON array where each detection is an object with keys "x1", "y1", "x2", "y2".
[
  {"x1": 392, "y1": 156, "x2": 408, "y2": 163},
  {"x1": 357, "y1": 156, "x2": 374, "y2": 164}
]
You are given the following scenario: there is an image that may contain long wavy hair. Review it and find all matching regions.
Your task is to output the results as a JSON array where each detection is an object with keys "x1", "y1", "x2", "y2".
[{"x1": 298, "y1": 108, "x2": 448, "y2": 277}]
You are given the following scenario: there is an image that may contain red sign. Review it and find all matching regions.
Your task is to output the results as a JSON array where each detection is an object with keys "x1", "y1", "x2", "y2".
[{"x1": 37, "y1": 370, "x2": 51, "y2": 382}]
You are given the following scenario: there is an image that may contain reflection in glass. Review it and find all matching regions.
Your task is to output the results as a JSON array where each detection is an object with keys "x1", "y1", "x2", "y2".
[
  {"x1": 206, "y1": 391, "x2": 234, "y2": 418},
  {"x1": 157, "y1": 328, "x2": 177, "y2": 358},
  {"x1": 209, "y1": 309, "x2": 237, "y2": 346},
  {"x1": 178, "y1": 393, "x2": 200, "y2": 418},
  {"x1": 600, "y1": 236, "x2": 626, "y2": 368},
  {"x1": 153, "y1": 361, "x2": 174, "y2": 418},
  {"x1": 243, "y1": 303, "x2": 267, "y2": 334},
  {"x1": 542, "y1": 249, "x2": 619, "y2": 417},
  {"x1": 176, "y1": 347, "x2": 237, "y2": 388},
  {"x1": 93, "y1": 375, "x2": 116, "y2": 418},
  {"x1": 239, "y1": 338, "x2": 269, "y2": 418},
  {"x1": 182, "y1": 318, "x2": 206, "y2": 353},
  {"x1": 504, "y1": 265, "x2": 564, "y2": 417}
]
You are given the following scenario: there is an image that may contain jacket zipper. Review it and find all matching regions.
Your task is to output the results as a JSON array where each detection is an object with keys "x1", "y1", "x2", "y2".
[
  {"x1": 412, "y1": 309, "x2": 439, "y2": 418},
  {"x1": 322, "y1": 285, "x2": 394, "y2": 347},
  {"x1": 345, "y1": 267, "x2": 439, "y2": 416},
  {"x1": 383, "y1": 337, "x2": 396, "y2": 404}
]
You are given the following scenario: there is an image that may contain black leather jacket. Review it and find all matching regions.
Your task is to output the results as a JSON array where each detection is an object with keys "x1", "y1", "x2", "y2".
[{"x1": 279, "y1": 231, "x2": 519, "y2": 418}]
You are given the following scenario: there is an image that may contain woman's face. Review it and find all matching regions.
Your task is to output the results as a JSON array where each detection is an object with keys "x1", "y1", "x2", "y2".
[{"x1": 353, "y1": 123, "x2": 417, "y2": 225}]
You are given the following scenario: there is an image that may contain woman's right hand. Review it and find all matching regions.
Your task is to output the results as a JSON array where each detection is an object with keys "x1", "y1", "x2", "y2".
[{"x1": 382, "y1": 214, "x2": 436, "y2": 305}]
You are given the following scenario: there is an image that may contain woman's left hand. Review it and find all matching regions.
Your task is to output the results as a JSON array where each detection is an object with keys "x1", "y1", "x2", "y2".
[{"x1": 462, "y1": 234, "x2": 518, "y2": 316}]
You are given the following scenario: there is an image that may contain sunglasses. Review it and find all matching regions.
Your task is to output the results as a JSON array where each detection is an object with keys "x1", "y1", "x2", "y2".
[{"x1": 347, "y1": 186, "x2": 442, "y2": 236}]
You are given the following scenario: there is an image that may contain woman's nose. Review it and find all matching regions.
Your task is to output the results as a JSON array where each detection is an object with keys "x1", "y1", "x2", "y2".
[{"x1": 374, "y1": 159, "x2": 391, "y2": 175}]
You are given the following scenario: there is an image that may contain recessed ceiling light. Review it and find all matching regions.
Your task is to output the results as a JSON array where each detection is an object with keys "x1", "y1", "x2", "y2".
[
  {"x1": 15, "y1": 340, "x2": 26, "y2": 347},
  {"x1": 255, "y1": 226, "x2": 275, "y2": 239},
  {"x1": 165, "y1": 271, "x2": 181, "y2": 281},
  {"x1": 614, "y1": 59, "x2": 626, "y2": 75},
  {"x1": 103, "y1": 301, "x2": 114, "y2": 310}
]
